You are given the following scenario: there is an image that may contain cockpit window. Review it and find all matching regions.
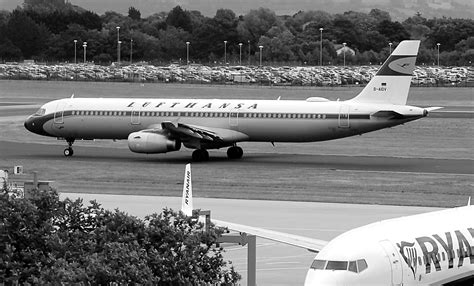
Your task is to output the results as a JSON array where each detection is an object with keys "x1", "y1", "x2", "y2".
[
  {"x1": 356, "y1": 259, "x2": 368, "y2": 272},
  {"x1": 310, "y1": 259, "x2": 326, "y2": 270},
  {"x1": 310, "y1": 259, "x2": 368, "y2": 273},
  {"x1": 35, "y1": 108, "x2": 46, "y2": 116},
  {"x1": 326, "y1": 261, "x2": 348, "y2": 270},
  {"x1": 348, "y1": 261, "x2": 358, "y2": 273}
]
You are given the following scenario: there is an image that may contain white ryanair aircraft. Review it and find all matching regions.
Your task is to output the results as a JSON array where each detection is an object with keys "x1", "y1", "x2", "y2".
[
  {"x1": 181, "y1": 164, "x2": 474, "y2": 285},
  {"x1": 25, "y1": 40, "x2": 440, "y2": 161}
]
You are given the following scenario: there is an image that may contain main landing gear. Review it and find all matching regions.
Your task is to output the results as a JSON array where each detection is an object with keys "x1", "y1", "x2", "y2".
[
  {"x1": 191, "y1": 146, "x2": 244, "y2": 162},
  {"x1": 63, "y1": 139, "x2": 75, "y2": 157}
]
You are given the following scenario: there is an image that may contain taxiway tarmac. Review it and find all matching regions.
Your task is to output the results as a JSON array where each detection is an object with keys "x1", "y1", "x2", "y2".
[
  {"x1": 58, "y1": 193, "x2": 441, "y2": 286},
  {"x1": 1, "y1": 140, "x2": 472, "y2": 207}
]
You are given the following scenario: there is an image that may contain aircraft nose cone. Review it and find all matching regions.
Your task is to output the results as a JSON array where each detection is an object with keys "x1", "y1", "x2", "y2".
[
  {"x1": 24, "y1": 116, "x2": 34, "y2": 132},
  {"x1": 24, "y1": 116, "x2": 49, "y2": 136}
]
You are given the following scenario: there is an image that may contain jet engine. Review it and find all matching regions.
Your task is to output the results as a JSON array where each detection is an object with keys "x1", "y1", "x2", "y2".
[{"x1": 128, "y1": 131, "x2": 181, "y2": 154}]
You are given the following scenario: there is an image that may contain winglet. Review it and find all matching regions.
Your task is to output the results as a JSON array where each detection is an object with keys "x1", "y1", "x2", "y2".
[
  {"x1": 181, "y1": 163, "x2": 193, "y2": 216},
  {"x1": 468, "y1": 196, "x2": 471, "y2": 206}
]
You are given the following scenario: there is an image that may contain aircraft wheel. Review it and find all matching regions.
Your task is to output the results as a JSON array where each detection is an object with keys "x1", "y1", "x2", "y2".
[
  {"x1": 227, "y1": 146, "x2": 243, "y2": 159},
  {"x1": 192, "y1": 149, "x2": 209, "y2": 162},
  {"x1": 64, "y1": 147, "x2": 74, "y2": 157}
]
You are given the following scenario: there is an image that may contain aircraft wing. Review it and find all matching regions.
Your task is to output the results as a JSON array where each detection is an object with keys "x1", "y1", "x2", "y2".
[
  {"x1": 212, "y1": 218, "x2": 328, "y2": 253},
  {"x1": 161, "y1": 121, "x2": 249, "y2": 143},
  {"x1": 180, "y1": 163, "x2": 328, "y2": 253}
]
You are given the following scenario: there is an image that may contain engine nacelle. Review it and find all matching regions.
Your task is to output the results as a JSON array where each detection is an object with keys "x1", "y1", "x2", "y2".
[{"x1": 128, "y1": 131, "x2": 181, "y2": 154}]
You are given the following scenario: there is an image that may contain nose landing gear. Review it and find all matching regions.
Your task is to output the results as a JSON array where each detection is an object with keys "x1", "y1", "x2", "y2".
[{"x1": 63, "y1": 139, "x2": 75, "y2": 157}]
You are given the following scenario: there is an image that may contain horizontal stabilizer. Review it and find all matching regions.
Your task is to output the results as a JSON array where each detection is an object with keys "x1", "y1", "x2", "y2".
[{"x1": 425, "y1": 106, "x2": 443, "y2": 112}]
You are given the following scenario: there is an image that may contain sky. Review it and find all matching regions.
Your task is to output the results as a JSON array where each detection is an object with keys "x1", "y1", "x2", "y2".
[{"x1": 1, "y1": 0, "x2": 473, "y2": 19}]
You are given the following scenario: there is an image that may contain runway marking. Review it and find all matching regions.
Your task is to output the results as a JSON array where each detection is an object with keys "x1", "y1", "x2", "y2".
[{"x1": 337, "y1": 169, "x2": 474, "y2": 177}]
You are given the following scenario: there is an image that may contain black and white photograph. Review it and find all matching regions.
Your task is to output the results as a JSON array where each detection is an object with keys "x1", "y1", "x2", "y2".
[{"x1": 1, "y1": 0, "x2": 473, "y2": 285}]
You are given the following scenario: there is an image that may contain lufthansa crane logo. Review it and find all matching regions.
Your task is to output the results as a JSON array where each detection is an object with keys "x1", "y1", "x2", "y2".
[
  {"x1": 377, "y1": 55, "x2": 417, "y2": 76},
  {"x1": 387, "y1": 57, "x2": 416, "y2": 75}
]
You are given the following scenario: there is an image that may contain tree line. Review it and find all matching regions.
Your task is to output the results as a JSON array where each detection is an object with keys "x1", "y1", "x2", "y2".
[{"x1": 0, "y1": 1, "x2": 473, "y2": 66}]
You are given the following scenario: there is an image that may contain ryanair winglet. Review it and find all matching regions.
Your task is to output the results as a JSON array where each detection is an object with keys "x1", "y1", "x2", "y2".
[{"x1": 181, "y1": 163, "x2": 193, "y2": 216}]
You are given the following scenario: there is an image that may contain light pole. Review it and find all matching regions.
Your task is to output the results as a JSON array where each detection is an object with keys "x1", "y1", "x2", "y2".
[
  {"x1": 116, "y1": 26, "x2": 120, "y2": 64},
  {"x1": 186, "y1": 41, "x2": 190, "y2": 65},
  {"x1": 389, "y1": 42, "x2": 393, "y2": 54},
  {"x1": 74, "y1": 39, "x2": 77, "y2": 64},
  {"x1": 130, "y1": 39, "x2": 133, "y2": 64},
  {"x1": 248, "y1": 40, "x2": 250, "y2": 66},
  {"x1": 224, "y1": 40, "x2": 227, "y2": 65},
  {"x1": 82, "y1": 42, "x2": 87, "y2": 63},
  {"x1": 319, "y1": 27, "x2": 324, "y2": 67},
  {"x1": 259, "y1": 45, "x2": 263, "y2": 67},
  {"x1": 342, "y1": 42, "x2": 346, "y2": 67},
  {"x1": 118, "y1": 41, "x2": 122, "y2": 63},
  {"x1": 437, "y1": 43, "x2": 440, "y2": 67},
  {"x1": 238, "y1": 43, "x2": 243, "y2": 66}
]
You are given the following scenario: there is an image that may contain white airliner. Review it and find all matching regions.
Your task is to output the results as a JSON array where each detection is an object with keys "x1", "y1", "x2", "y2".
[
  {"x1": 181, "y1": 164, "x2": 474, "y2": 285},
  {"x1": 24, "y1": 40, "x2": 440, "y2": 161}
]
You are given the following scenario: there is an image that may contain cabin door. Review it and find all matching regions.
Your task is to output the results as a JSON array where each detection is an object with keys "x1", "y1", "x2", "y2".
[
  {"x1": 131, "y1": 110, "x2": 141, "y2": 125},
  {"x1": 229, "y1": 110, "x2": 239, "y2": 128},
  {"x1": 379, "y1": 240, "x2": 403, "y2": 286},
  {"x1": 338, "y1": 104, "x2": 350, "y2": 128},
  {"x1": 54, "y1": 101, "x2": 66, "y2": 124}
]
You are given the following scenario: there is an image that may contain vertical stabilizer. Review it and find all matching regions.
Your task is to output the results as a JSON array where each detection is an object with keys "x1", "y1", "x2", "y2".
[
  {"x1": 350, "y1": 40, "x2": 420, "y2": 105},
  {"x1": 181, "y1": 163, "x2": 193, "y2": 216}
]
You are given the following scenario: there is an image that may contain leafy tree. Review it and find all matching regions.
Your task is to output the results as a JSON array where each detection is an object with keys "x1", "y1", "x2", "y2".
[
  {"x1": 377, "y1": 20, "x2": 410, "y2": 43},
  {"x1": 0, "y1": 189, "x2": 240, "y2": 284},
  {"x1": 23, "y1": 0, "x2": 70, "y2": 14},
  {"x1": 128, "y1": 6, "x2": 141, "y2": 20},
  {"x1": 259, "y1": 26, "x2": 296, "y2": 62},
  {"x1": 157, "y1": 26, "x2": 191, "y2": 61},
  {"x1": 369, "y1": 9, "x2": 391, "y2": 23},
  {"x1": 425, "y1": 18, "x2": 474, "y2": 51},
  {"x1": 237, "y1": 8, "x2": 281, "y2": 47},
  {"x1": 166, "y1": 5, "x2": 192, "y2": 33},
  {"x1": 192, "y1": 9, "x2": 239, "y2": 61},
  {"x1": 5, "y1": 9, "x2": 51, "y2": 59}
]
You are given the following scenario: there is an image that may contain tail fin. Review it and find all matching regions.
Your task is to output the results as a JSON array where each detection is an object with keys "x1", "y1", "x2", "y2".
[
  {"x1": 350, "y1": 40, "x2": 420, "y2": 105},
  {"x1": 181, "y1": 163, "x2": 193, "y2": 216}
]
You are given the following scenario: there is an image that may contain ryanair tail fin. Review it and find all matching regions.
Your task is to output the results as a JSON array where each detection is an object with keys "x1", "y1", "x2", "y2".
[
  {"x1": 350, "y1": 40, "x2": 420, "y2": 105},
  {"x1": 181, "y1": 163, "x2": 193, "y2": 216}
]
